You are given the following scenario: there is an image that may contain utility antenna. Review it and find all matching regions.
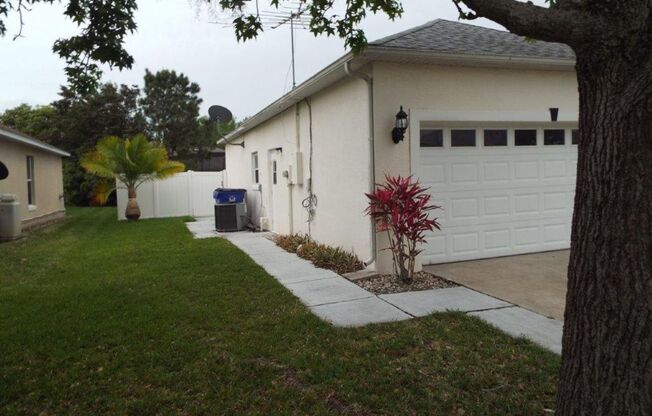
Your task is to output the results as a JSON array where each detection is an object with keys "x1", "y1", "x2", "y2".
[
  {"x1": 268, "y1": 4, "x2": 308, "y2": 88},
  {"x1": 210, "y1": 2, "x2": 311, "y2": 90}
]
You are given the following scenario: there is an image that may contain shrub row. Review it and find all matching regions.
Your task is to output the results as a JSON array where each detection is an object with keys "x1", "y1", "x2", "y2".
[{"x1": 273, "y1": 234, "x2": 364, "y2": 275}]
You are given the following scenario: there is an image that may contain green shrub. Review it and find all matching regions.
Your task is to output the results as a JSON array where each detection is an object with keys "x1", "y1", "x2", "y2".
[{"x1": 273, "y1": 234, "x2": 364, "y2": 275}]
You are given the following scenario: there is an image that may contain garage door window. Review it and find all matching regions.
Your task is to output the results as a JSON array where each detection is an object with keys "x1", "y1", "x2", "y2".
[
  {"x1": 544, "y1": 129, "x2": 565, "y2": 145},
  {"x1": 515, "y1": 129, "x2": 537, "y2": 146},
  {"x1": 484, "y1": 129, "x2": 508, "y2": 146},
  {"x1": 451, "y1": 129, "x2": 476, "y2": 147},
  {"x1": 420, "y1": 129, "x2": 443, "y2": 147}
]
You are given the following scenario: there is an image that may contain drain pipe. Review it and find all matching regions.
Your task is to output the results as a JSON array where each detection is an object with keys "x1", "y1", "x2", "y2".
[{"x1": 344, "y1": 60, "x2": 376, "y2": 269}]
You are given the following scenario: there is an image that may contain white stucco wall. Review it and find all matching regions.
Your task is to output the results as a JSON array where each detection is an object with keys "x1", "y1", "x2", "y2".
[
  {"x1": 371, "y1": 62, "x2": 579, "y2": 272},
  {"x1": 226, "y1": 60, "x2": 580, "y2": 274},
  {"x1": 224, "y1": 76, "x2": 372, "y2": 261}
]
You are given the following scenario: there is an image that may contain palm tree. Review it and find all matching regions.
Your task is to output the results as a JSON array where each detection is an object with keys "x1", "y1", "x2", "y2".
[{"x1": 81, "y1": 134, "x2": 185, "y2": 220}]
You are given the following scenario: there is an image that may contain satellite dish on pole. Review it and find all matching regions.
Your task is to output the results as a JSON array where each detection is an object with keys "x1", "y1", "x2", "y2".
[
  {"x1": 208, "y1": 105, "x2": 233, "y2": 123},
  {"x1": 0, "y1": 162, "x2": 8, "y2": 180}
]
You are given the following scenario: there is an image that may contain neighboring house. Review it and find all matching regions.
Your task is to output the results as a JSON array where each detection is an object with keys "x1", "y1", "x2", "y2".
[
  {"x1": 221, "y1": 19, "x2": 579, "y2": 274},
  {"x1": 0, "y1": 125, "x2": 70, "y2": 229},
  {"x1": 195, "y1": 148, "x2": 225, "y2": 171}
]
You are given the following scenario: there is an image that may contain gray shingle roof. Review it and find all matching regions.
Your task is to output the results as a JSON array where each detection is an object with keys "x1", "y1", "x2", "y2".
[{"x1": 370, "y1": 19, "x2": 575, "y2": 61}]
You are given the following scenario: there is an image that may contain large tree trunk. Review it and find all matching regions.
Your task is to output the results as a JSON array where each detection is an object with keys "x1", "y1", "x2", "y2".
[
  {"x1": 125, "y1": 186, "x2": 141, "y2": 221},
  {"x1": 556, "y1": 50, "x2": 652, "y2": 415}
]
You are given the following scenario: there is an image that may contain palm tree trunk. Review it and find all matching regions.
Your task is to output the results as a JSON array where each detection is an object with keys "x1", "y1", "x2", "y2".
[{"x1": 125, "y1": 186, "x2": 141, "y2": 221}]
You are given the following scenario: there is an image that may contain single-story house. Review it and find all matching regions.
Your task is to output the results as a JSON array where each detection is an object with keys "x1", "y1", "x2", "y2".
[
  {"x1": 221, "y1": 19, "x2": 579, "y2": 274},
  {"x1": 0, "y1": 125, "x2": 70, "y2": 229}
]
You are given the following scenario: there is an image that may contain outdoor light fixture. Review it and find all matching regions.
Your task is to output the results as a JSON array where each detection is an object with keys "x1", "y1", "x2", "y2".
[
  {"x1": 550, "y1": 107, "x2": 559, "y2": 122},
  {"x1": 392, "y1": 106, "x2": 408, "y2": 144}
]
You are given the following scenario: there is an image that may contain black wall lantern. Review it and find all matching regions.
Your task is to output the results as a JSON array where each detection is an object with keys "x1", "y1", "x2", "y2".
[
  {"x1": 549, "y1": 107, "x2": 559, "y2": 122},
  {"x1": 391, "y1": 106, "x2": 408, "y2": 144}
]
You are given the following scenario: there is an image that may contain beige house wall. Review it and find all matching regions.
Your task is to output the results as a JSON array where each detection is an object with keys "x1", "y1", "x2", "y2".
[
  {"x1": 371, "y1": 62, "x2": 579, "y2": 272},
  {"x1": 225, "y1": 76, "x2": 373, "y2": 261},
  {"x1": 0, "y1": 140, "x2": 66, "y2": 226}
]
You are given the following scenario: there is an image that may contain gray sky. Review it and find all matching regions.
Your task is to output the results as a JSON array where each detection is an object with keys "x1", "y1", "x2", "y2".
[{"x1": 0, "y1": 0, "x2": 513, "y2": 120}]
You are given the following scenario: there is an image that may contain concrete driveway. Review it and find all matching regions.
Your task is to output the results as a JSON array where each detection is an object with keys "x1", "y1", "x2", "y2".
[{"x1": 424, "y1": 250, "x2": 568, "y2": 320}]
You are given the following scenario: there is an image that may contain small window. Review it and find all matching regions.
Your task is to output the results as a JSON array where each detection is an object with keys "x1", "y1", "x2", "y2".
[
  {"x1": 26, "y1": 156, "x2": 35, "y2": 206},
  {"x1": 515, "y1": 129, "x2": 537, "y2": 146},
  {"x1": 251, "y1": 152, "x2": 259, "y2": 184},
  {"x1": 272, "y1": 160, "x2": 277, "y2": 185},
  {"x1": 544, "y1": 129, "x2": 565, "y2": 145},
  {"x1": 484, "y1": 129, "x2": 508, "y2": 146},
  {"x1": 451, "y1": 129, "x2": 476, "y2": 147},
  {"x1": 572, "y1": 129, "x2": 579, "y2": 145},
  {"x1": 420, "y1": 129, "x2": 443, "y2": 147}
]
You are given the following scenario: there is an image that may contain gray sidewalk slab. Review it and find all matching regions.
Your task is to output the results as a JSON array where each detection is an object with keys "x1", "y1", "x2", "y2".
[
  {"x1": 379, "y1": 286, "x2": 510, "y2": 317},
  {"x1": 285, "y1": 277, "x2": 373, "y2": 307},
  {"x1": 184, "y1": 222, "x2": 563, "y2": 352},
  {"x1": 185, "y1": 220, "x2": 220, "y2": 239},
  {"x1": 264, "y1": 263, "x2": 339, "y2": 285},
  {"x1": 470, "y1": 306, "x2": 563, "y2": 354},
  {"x1": 311, "y1": 297, "x2": 411, "y2": 327}
]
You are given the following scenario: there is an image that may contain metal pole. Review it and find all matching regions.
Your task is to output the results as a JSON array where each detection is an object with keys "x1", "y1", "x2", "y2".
[{"x1": 290, "y1": 13, "x2": 296, "y2": 89}]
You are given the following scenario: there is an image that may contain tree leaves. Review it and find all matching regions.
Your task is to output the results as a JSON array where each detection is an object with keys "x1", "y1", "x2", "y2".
[
  {"x1": 219, "y1": 0, "x2": 404, "y2": 53},
  {"x1": 1, "y1": 0, "x2": 138, "y2": 95}
]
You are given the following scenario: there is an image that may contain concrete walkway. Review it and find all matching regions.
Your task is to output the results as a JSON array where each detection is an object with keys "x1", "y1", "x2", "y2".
[{"x1": 186, "y1": 219, "x2": 562, "y2": 354}]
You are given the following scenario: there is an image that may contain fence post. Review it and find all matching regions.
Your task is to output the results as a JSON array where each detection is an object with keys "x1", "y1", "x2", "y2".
[
  {"x1": 187, "y1": 171, "x2": 194, "y2": 217},
  {"x1": 153, "y1": 180, "x2": 159, "y2": 218}
]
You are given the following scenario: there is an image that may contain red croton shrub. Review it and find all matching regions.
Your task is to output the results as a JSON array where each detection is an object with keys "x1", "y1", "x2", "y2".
[{"x1": 365, "y1": 175, "x2": 441, "y2": 283}]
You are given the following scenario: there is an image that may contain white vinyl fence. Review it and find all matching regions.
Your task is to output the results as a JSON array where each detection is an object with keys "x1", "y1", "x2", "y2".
[{"x1": 116, "y1": 171, "x2": 224, "y2": 220}]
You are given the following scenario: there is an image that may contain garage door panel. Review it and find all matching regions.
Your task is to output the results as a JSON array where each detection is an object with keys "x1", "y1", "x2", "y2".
[
  {"x1": 483, "y1": 195, "x2": 510, "y2": 217},
  {"x1": 543, "y1": 222, "x2": 570, "y2": 245},
  {"x1": 543, "y1": 160, "x2": 567, "y2": 178},
  {"x1": 513, "y1": 161, "x2": 539, "y2": 180},
  {"x1": 484, "y1": 162, "x2": 511, "y2": 182},
  {"x1": 417, "y1": 124, "x2": 577, "y2": 264},
  {"x1": 513, "y1": 193, "x2": 540, "y2": 214},
  {"x1": 450, "y1": 163, "x2": 479, "y2": 184},
  {"x1": 543, "y1": 191, "x2": 569, "y2": 212},
  {"x1": 514, "y1": 225, "x2": 540, "y2": 248},
  {"x1": 450, "y1": 198, "x2": 480, "y2": 219},
  {"x1": 484, "y1": 228, "x2": 511, "y2": 250}
]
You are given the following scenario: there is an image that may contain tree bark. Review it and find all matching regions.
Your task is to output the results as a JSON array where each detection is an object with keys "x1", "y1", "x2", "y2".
[
  {"x1": 125, "y1": 185, "x2": 141, "y2": 221},
  {"x1": 555, "y1": 49, "x2": 652, "y2": 416},
  {"x1": 454, "y1": 2, "x2": 652, "y2": 414}
]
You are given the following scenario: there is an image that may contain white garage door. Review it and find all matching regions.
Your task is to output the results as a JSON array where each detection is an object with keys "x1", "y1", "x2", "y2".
[{"x1": 416, "y1": 125, "x2": 578, "y2": 265}]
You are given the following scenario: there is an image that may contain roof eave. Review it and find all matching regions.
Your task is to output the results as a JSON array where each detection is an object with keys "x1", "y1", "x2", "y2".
[
  {"x1": 221, "y1": 46, "x2": 576, "y2": 144},
  {"x1": 0, "y1": 129, "x2": 71, "y2": 157},
  {"x1": 364, "y1": 46, "x2": 576, "y2": 70}
]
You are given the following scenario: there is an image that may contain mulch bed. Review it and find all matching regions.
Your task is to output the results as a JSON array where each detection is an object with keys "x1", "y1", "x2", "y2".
[{"x1": 355, "y1": 271, "x2": 457, "y2": 295}]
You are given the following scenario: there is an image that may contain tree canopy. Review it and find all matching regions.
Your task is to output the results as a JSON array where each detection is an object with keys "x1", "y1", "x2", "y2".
[
  {"x1": 0, "y1": 0, "x2": 138, "y2": 94},
  {"x1": 140, "y1": 69, "x2": 202, "y2": 157}
]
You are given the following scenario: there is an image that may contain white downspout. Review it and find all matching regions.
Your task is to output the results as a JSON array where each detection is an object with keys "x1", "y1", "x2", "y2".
[{"x1": 344, "y1": 61, "x2": 376, "y2": 269}]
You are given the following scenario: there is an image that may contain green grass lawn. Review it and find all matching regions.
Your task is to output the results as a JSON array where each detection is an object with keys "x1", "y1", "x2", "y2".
[{"x1": 0, "y1": 208, "x2": 559, "y2": 415}]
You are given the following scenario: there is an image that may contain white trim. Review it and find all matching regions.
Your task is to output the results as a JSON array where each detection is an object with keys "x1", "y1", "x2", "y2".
[
  {"x1": 28, "y1": 205, "x2": 37, "y2": 212},
  {"x1": 0, "y1": 128, "x2": 70, "y2": 157}
]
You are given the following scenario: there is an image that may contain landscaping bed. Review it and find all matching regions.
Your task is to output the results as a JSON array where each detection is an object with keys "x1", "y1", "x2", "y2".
[
  {"x1": 355, "y1": 271, "x2": 457, "y2": 294},
  {"x1": 272, "y1": 233, "x2": 364, "y2": 275}
]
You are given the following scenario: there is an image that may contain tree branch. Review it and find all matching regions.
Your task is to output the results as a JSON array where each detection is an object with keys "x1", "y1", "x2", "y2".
[{"x1": 456, "y1": 0, "x2": 606, "y2": 45}]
